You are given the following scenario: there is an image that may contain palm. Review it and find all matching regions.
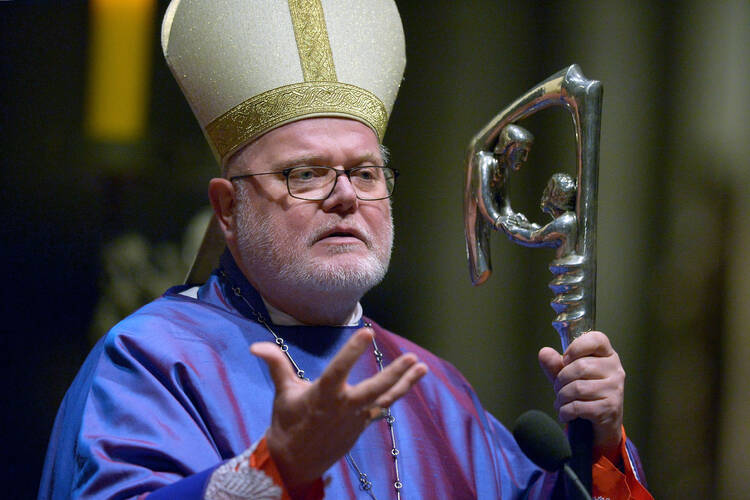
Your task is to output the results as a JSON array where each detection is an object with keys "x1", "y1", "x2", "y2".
[{"x1": 251, "y1": 328, "x2": 427, "y2": 489}]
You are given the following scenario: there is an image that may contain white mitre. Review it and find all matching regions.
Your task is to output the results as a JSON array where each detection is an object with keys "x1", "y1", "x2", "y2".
[{"x1": 161, "y1": 0, "x2": 406, "y2": 284}]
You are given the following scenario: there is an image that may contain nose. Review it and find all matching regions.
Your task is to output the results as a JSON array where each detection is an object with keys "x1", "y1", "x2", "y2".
[{"x1": 321, "y1": 169, "x2": 358, "y2": 213}]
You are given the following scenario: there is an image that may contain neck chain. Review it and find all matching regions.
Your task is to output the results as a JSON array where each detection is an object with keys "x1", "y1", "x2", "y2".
[{"x1": 219, "y1": 269, "x2": 404, "y2": 499}]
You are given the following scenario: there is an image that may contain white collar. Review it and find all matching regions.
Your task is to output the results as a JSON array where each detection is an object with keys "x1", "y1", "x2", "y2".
[{"x1": 261, "y1": 297, "x2": 363, "y2": 326}]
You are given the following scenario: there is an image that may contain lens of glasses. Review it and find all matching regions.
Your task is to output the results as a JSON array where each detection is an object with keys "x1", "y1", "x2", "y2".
[
  {"x1": 287, "y1": 166, "x2": 395, "y2": 200},
  {"x1": 349, "y1": 166, "x2": 392, "y2": 199},
  {"x1": 287, "y1": 167, "x2": 333, "y2": 199}
]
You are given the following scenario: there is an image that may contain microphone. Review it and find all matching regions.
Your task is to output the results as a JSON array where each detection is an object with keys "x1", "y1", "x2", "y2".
[{"x1": 513, "y1": 410, "x2": 592, "y2": 500}]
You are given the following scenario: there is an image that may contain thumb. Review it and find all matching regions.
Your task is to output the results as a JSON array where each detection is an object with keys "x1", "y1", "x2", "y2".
[
  {"x1": 251, "y1": 342, "x2": 298, "y2": 391},
  {"x1": 538, "y1": 346, "x2": 563, "y2": 384}
]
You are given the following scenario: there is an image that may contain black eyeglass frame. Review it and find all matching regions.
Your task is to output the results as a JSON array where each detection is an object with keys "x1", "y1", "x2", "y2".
[{"x1": 229, "y1": 165, "x2": 399, "y2": 201}]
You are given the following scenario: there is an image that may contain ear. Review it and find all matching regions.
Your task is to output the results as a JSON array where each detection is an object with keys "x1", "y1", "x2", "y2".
[{"x1": 208, "y1": 178, "x2": 237, "y2": 244}]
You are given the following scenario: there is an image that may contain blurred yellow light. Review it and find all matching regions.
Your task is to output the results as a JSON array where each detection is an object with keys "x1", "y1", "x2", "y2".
[{"x1": 85, "y1": 0, "x2": 155, "y2": 142}]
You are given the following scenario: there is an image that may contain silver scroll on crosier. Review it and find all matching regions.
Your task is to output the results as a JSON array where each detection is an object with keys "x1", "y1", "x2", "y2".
[{"x1": 463, "y1": 64, "x2": 602, "y2": 352}]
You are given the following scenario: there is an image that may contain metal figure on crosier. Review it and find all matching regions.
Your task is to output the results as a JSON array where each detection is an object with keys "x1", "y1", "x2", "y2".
[{"x1": 463, "y1": 64, "x2": 603, "y2": 495}]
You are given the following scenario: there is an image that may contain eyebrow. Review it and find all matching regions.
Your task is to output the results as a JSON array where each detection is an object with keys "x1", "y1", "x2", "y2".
[{"x1": 275, "y1": 152, "x2": 382, "y2": 169}]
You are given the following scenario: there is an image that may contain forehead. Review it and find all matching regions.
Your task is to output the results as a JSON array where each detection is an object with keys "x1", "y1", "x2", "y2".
[{"x1": 229, "y1": 117, "x2": 381, "y2": 174}]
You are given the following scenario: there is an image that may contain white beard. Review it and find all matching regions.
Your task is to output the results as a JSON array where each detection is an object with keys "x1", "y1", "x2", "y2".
[{"x1": 233, "y1": 185, "x2": 392, "y2": 301}]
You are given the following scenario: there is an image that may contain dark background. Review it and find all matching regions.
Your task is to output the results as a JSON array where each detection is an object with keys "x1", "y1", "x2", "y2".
[{"x1": 2, "y1": 1, "x2": 749, "y2": 498}]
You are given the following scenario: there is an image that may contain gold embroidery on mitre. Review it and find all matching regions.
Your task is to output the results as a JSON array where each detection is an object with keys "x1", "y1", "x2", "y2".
[
  {"x1": 288, "y1": 0, "x2": 337, "y2": 82},
  {"x1": 206, "y1": 82, "x2": 387, "y2": 161}
]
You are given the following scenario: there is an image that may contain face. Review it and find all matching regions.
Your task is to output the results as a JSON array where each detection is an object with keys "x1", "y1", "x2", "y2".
[
  {"x1": 508, "y1": 144, "x2": 530, "y2": 171},
  {"x1": 227, "y1": 118, "x2": 393, "y2": 301}
]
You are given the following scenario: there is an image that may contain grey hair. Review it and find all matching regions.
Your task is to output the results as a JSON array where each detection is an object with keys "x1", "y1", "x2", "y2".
[{"x1": 379, "y1": 144, "x2": 391, "y2": 166}]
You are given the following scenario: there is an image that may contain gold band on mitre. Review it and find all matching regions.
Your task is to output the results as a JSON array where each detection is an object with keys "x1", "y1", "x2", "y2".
[
  {"x1": 288, "y1": 0, "x2": 337, "y2": 82},
  {"x1": 206, "y1": 82, "x2": 388, "y2": 161}
]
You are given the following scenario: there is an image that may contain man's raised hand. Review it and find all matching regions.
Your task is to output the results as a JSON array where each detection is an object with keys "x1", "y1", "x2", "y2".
[{"x1": 251, "y1": 328, "x2": 428, "y2": 491}]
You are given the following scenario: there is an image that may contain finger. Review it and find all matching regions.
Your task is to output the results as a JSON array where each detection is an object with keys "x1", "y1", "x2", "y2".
[
  {"x1": 555, "y1": 397, "x2": 610, "y2": 423},
  {"x1": 251, "y1": 342, "x2": 300, "y2": 391},
  {"x1": 363, "y1": 405, "x2": 388, "y2": 424},
  {"x1": 558, "y1": 398, "x2": 623, "y2": 453},
  {"x1": 347, "y1": 353, "x2": 418, "y2": 406},
  {"x1": 553, "y1": 364, "x2": 624, "y2": 415},
  {"x1": 538, "y1": 347, "x2": 563, "y2": 384},
  {"x1": 317, "y1": 329, "x2": 374, "y2": 393},
  {"x1": 372, "y1": 362, "x2": 428, "y2": 409},
  {"x1": 554, "y1": 352, "x2": 623, "y2": 393},
  {"x1": 556, "y1": 396, "x2": 621, "y2": 430},
  {"x1": 554, "y1": 378, "x2": 607, "y2": 411},
  {"x1": 562, "y1": 331, "x2": 613, "y2": 365}
]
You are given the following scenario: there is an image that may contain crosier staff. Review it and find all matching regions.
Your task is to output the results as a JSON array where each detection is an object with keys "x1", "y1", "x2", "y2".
[{"x1": 463, "y1": 64, "x2": 602, "y2": 495}]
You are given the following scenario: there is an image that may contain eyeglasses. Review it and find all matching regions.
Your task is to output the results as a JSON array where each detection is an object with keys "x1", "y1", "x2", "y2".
[{"x1": 230, "y1": 165, "x2": 399, "y2": 201}]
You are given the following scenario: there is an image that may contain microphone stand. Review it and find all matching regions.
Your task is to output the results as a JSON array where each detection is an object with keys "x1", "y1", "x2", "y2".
[
  {"x1": 563, "y1": 463, "x2": 593, "y2": 500},
  {"x1": 568, "y1": 418, "x2": 593, "y2": 496}
]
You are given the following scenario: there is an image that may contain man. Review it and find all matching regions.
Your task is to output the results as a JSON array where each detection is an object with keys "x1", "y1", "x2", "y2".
[{"x1": 39, "y1": 0, "x2": 652, "y2": 498}]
